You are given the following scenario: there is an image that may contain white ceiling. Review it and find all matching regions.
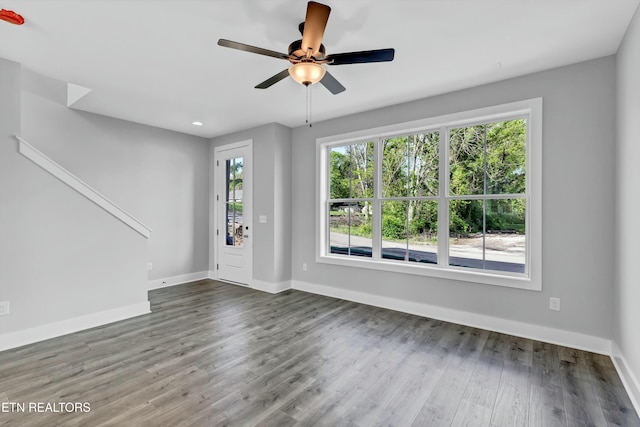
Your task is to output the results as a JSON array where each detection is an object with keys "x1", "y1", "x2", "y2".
[{"x1": 1, "y1": 0, "x2": 638, "y2": 138}]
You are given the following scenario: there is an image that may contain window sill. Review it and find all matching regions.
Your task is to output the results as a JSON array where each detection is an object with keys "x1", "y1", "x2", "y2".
[{"x1": 316, "y1": 254, "x2": 541, "y2": 291}]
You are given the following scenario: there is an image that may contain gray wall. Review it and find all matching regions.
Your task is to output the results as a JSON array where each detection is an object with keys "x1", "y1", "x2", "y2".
[
  {"x1": 210, "y1": 123, "x2": 292, "y2": 284},
  {"x1": 291, "y1": 56, "x2": 617, "y2": 340},
  {"x1": 20, "y1": 69, "x2": 211, "y2": 281},
  {"x1": 616, "y1": 5, "x2": 640, "y2": 399},
  {"x1": 0, "y1": 59, "x2": 148, "y2": 336}
]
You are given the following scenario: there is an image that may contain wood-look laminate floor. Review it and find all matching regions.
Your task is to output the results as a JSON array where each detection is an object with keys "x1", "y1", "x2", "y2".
[{"x1": 0, "y1": 280, "x2": 638, "y2": 427}]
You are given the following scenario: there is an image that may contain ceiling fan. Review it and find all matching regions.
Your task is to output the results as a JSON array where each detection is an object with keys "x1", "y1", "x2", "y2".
[
  {"x1": 218, "y1": 1, "x2": 395, "y2": 94},
  {"x1": 0, "y1": 7, "x2": 24, "y2": 25}
]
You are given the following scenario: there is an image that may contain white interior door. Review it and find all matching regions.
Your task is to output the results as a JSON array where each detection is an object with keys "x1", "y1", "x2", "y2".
[{"x1": 215, "y1": 142, "x2": 252, "y2": 285}]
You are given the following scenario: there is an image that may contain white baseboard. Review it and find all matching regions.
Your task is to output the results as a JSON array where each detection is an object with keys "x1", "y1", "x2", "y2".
[
  {"x1": 206, "y1": 271, "x2": 291, "y2": 295},
  {"x1": 0, "y1": 301, "x2": 150, "y2": 352},
  {"x1": 291, "y1": 280, "x2": 612, "y2": 355},
  {"x1": 148, "y1": 271, "x2": 210, "y2": 290},
  {"x1": 250, "y1": 279, "x2": 292, "y2": 294},
  {"x1": 611, "y1": 342, "x2": 640, "y2": 416}
]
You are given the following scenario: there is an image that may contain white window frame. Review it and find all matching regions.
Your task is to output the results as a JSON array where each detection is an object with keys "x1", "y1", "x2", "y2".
[{"x1": 316, "y1": 98, "x2": 542, "y2": 291}]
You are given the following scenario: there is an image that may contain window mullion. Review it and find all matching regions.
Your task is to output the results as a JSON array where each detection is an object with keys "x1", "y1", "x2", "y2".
[
  {"x1": 405, "y1": 136, "x2": 410, "y2": 260},
  {"x1": 525, "y1": 113, "x2": 533, "y2": 276},
  {"x1": 372, "y1": 137, "x2": 382, "y2": 260},
  {"x1": 438, "y1": 126, "x2": 449, "y2": 267},
  {"x1": 482, "y1": 125, "x2": 487, "y2": 269}
]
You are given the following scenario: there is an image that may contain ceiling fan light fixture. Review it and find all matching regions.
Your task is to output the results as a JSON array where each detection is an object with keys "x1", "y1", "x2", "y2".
[
  {"x1": 288, "y1": 62, "x2": 326, "y2": 86},
  {"x1": 218, "y1": 1, "x2": 393, "y2": 94}
]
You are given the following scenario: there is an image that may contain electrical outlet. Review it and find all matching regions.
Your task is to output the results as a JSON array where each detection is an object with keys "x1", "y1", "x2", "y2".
[
  {"x1": 549, "y1": 297, "x2": 561, "y2": 311},
  {"x1": 0, "y1": 301, "x2": 10, "y2": 316},
  {"x1": 147, "y1": 262, "x2": 153, "y2": 271},
  {"x1": 302, "y1": 263, "x2": 308, "y2": 272}
]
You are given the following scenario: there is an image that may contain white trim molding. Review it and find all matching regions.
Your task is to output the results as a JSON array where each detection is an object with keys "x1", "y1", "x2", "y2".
[
  {"x1": 212, "y1": 276, "x2": 292, "y2": 295},
  {"x1": 148, "y1": 271, "x2": 210, "y2": 290},
  {"x1": 151, "y1": 273, "x2": 291, "y2": 295},
  {"x1": 250, "y1": 279, "x2": 292, "y2": 294},
  {"x1": 291, "y1": 280, "x2": 611, "y2": 355},
  {"x1": 0, "y1": 301, "x2": 150, "y2": 352},
  {"x1": 611, "y1": 342, "x2": 640, "y2": 416},
  {"x1": 316, "y1": 98, "x2": 543, "y2": 291},
  {"x1": 212, "y1": 139, "x2": 254, "y2": 286},
  {"x1": 15, "y1": 136, "x2": 152, "y2": 239}
]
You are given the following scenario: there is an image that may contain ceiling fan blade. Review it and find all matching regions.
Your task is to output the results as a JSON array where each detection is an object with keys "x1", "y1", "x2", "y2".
[
  {"x1": 326, "y1": 48, "x2": 395, "y2": 65},
  {"x1": 218, "y1": 39, "x2": 289, "y2": 60},
  {"x1": 1, "y1": 9, "x2": 25, "y2": 25},
  {"x1": 301, "y1": 2, "x2": 331, "y2": 57},
  {"x1": 320, "y1": 71, "x2": 346, "y2": 94},
  {"x1": 255, "y1": 69, "x2": 291, "y2": 89}
]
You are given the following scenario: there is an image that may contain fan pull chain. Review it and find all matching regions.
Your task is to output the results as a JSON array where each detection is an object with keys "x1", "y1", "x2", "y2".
[
  {"x1": 305, "y1": 84, "x2": 313, "y2": 127},
  {"x1": 309, "y1": 84, "x2": 313, "y2": 127}
]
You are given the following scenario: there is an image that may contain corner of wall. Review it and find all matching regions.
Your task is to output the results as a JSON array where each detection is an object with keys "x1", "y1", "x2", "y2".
[
  {"x1": 251, "y1": 279, "x2": 292, "y2": 294},
  {"x1": 611, "y1": 341, "x2": 640, "y2": 416},
  {"x1": 613, "y1": 1, "x2": 640, "y2": 417}
]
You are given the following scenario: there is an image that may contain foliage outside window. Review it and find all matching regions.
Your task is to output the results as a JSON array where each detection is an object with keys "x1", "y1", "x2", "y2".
[
  {"x1": 318, "y1": 99, "x2": 541, "y2": 290},
  {"x1": 225, "y1": 157, "x2": 244, "y2": 247}
]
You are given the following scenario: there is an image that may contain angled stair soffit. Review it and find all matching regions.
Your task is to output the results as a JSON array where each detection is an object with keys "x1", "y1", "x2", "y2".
[{"x1": 66, "y1": 82, "x2": 92, "y2": 108}]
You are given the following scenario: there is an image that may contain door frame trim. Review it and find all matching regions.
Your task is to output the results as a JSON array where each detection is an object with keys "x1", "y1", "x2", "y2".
[{"x1": 212, "y1": 139, "x2": 253, "y2": 284}]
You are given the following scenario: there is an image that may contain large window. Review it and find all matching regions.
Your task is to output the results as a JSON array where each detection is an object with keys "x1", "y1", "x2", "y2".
[{"x1": 317, "y1": 99, "x2": 542, "y2": 290}]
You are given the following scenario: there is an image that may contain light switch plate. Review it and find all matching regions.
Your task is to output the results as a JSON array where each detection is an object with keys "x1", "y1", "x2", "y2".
[
  {"x1": 0, "y1": 301, "x2": 9, "y2": 316},
  {"x1": 259, "y1": 215, "x2": 267, "y2": 224}
]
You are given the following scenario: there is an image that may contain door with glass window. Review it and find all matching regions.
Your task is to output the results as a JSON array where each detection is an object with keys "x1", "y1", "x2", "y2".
[{"x1": 216, "y1": 143, "x2": 252, "y2": 285}]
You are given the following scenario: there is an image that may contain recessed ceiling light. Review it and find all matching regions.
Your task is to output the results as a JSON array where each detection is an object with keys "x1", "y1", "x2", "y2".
[{"x1": 192, "y1": 121, "x2": 204, "y2": 126}]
